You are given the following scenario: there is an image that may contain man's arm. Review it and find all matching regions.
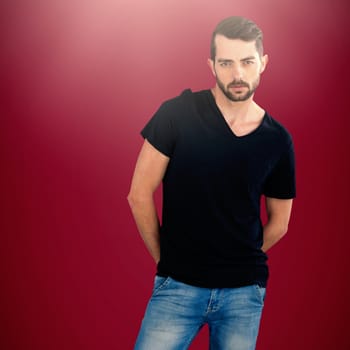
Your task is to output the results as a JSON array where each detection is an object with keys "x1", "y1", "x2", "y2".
[
  {"x1": 262, "y1": 197, "x2": 293, "y2": 252},
  {"x1": 127, "y1": 139, "x2": 170, "y2": 263}
]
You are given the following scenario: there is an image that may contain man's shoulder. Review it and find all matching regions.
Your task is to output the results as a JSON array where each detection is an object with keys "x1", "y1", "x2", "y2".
[
  {"x1": 263, "y1": 113, "x2": 293, "y2": 146},
  {"x1": 161, "y1": 88, "x2": 207, "y2": 106},
  {"x1": 156, "y1": 89, "x2": 208, "y2": 121}
]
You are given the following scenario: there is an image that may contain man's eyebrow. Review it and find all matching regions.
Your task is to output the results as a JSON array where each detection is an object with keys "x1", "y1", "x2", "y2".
[
  {"x1": 217, "y1": 58, "x2": 234, "y2": 62},
  {"x1": 241, "y1": 56, "x2": 256, "y2": 61}
]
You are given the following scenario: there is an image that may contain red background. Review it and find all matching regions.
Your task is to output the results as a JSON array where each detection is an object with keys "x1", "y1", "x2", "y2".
[{"x1": 1, "y1": 0, "x2": 349, "y2": 349}]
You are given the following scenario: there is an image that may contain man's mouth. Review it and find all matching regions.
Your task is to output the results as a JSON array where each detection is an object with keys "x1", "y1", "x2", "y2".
[{"x1": 230, "y1": 85, "x2": 247, "y2": 89}]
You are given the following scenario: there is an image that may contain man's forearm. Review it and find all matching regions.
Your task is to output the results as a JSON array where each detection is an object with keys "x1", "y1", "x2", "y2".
[
  {"x1": 128, "y1": 195, "x2": 161, "y2": 263},
  {"x1": 261, "y1": 221, "x2": 288, "y2": 253}
]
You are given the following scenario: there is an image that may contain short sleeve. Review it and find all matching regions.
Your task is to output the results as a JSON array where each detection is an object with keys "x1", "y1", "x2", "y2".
[
  {"x1": 141, "y1": 101, "x2": 177, "y2": 157},
  {"x1": 262, "y1": 141, "x2": 296, "y2": 199}
]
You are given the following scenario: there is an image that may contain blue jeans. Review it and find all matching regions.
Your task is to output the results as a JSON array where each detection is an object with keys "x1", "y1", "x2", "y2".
[{"x1": 134, "y1": 276, "x2": 266, "y2": 350}]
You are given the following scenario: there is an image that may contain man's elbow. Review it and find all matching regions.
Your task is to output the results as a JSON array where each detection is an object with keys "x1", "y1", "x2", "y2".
[
  {"x1": 268, "y1": 219, "x2": 289, "y2": 239},
  {"x1": 263, "y1": 221, "x2": 290, "y2": 252},
  {"x1": 127, "y1": 191, "x2": 139, "y2": 209},
  {"x1": 127, "y1": 190, "x2": 152, "y2": 209},
  {"x1": 127, "y1": 192, "x2": 134, "y2": 208},
  {"x1": 279, "y1": 223, "x2": 289, "y2": 238}
]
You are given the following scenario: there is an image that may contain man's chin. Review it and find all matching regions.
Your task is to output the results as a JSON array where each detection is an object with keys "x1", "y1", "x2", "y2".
[{"x1": 225, "y1": 91, "x2": 251, "y2": 102}]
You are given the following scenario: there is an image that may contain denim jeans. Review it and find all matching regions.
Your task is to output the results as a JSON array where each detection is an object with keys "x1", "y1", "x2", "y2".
[{"x1": 134, "y1": 276, "x2": 266, "y2": 350}]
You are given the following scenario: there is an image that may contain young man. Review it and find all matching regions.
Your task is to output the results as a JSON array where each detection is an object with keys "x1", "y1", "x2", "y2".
[{"x1": 128, "y1": 16, "x2": 296, "y2": 350}]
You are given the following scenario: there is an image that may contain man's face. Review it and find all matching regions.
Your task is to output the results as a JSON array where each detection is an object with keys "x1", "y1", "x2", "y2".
[{"x1": 209, "y1": 35, "x2": 268, "y2": 102}]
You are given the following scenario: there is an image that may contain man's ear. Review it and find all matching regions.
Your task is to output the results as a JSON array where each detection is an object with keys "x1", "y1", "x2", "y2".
[
  {"x1": 207, "y1": 58, "x2": 216, "y2": 77},
  {"x1": 260, "y1": 54, "x2": 269, "y2": 74}
]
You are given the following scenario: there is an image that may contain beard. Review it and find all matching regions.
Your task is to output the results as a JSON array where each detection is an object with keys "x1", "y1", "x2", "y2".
[{"x1": 216, "y1": 75, "x2": 260, "y2": 102}]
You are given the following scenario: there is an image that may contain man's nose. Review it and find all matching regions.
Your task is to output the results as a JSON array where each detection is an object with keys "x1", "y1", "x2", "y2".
[{"x1": 231, "y1": 64, "x2": 243, "y2": 80}]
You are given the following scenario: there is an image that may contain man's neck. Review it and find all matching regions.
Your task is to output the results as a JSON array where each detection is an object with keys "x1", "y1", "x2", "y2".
[{"x1": 211, "y1": 85, "x2": 263, "y2": 125}]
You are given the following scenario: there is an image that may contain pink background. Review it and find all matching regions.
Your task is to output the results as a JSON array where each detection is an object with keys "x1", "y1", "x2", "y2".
[{"x1": 1, "y1": 0, "x2": 349, "y2": 349}]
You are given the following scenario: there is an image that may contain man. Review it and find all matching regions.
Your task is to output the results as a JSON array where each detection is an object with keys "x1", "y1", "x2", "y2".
[{"x1": 128, "y1": 16, "x2": 296, "y2": 350}]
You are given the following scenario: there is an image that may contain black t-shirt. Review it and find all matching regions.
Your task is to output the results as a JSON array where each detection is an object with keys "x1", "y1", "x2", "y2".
[{"x1": 141, "y1": 89, "x2": 296, "y2": 288}]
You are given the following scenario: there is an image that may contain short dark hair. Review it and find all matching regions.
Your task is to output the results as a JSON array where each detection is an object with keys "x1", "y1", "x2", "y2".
[{"x1": 210, "y1": 16, "x2": 263, "y2": 60}]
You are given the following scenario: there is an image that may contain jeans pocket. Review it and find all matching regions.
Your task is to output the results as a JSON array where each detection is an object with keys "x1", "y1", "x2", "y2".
[
  {"x1": 254, "y1": 284, "x2": 266, "y2": 304},
  {"x1": 152, "y1": 276, "x2": 171, "y2": 296}
]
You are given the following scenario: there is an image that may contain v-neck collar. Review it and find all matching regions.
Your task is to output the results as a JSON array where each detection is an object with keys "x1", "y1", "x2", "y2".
[{"x1": 206, "y1": 89, "x2": 267, "y2": 139}]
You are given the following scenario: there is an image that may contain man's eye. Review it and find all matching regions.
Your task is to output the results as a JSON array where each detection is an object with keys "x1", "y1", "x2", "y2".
[
  {"x1": 244, "y1": 61, "x2": 254, "y2": 65},
  {"x1": 220, "y1": 62, "x2": 230, "y2": 67}
]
